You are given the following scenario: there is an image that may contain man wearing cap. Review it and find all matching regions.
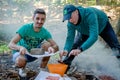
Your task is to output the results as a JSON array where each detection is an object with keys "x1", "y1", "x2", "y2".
[{"x1": 59, "y1": 4, "x2": 120, "y2": 72}]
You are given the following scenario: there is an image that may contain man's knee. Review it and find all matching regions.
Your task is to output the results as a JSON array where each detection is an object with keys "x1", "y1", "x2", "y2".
[
  {"x1": 40, "y1": 56, "x2": 50, "y2": 68},
  {"x1": 15, "y1": 55, "x2": 26, "y2": 68},
  {"x1": 41, "y1": 42, "x2": 51, "y2": 51}
]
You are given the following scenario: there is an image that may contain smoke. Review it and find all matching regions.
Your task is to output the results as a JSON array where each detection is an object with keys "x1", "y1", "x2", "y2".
[
  {"x1": 0, "y1": 0, "x2": 64, "y2": 43},
  {"x1": 0, "y1": 0, "x2": 34, "y2": 41},
  {"x1": 72, "y1": 40, "x2": 120, "y2": 79}
]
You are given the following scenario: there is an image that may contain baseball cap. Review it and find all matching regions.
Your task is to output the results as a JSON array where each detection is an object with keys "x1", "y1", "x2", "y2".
[{"x1": 63, "y1": 4, "x2": 77, "y2": 22}]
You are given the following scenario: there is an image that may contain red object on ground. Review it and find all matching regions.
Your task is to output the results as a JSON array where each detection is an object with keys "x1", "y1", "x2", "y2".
[
  {"x1": 99, "y1": 75, "x2": 116, "y2": 80},
  {"x1": 45, "y1": 76, "x2": 60, "y2": 80}
]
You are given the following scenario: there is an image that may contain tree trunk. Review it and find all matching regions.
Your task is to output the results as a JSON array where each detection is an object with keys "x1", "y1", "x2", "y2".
[
  {"x1": 116, "y1": 17, "x2": 120, "y2": 36},
  {"x1": 96, "y1": 0, "x2": 100, "y2": 5},
  {"x1": 82, "y1": 0, "x2": 86, "y2": 4},
  {"x1": 74, "y1": 0, "x2": 79, "y2": 4}
]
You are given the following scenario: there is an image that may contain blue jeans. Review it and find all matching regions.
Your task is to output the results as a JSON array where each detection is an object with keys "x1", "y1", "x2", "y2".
[
  {"x1": 12, "y1": 52, "x2": 37, "y2": 63},
  {"x1": 12, "y1": 43, "x2": 43, "y2": 63},
  {"x1": 63, "y1": 21, "x2": 120, "y2": 70},
  {"x1": 99, "y1": 21, "x2": 120, "y2": 53}
]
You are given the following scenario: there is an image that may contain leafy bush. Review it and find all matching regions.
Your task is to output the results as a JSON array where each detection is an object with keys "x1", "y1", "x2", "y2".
[{"x1": 0, "y1": 41, "x2": 11, "y2": 54}]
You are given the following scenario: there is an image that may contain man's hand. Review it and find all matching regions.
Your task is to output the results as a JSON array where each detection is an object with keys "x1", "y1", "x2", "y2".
[
  {"x1": 19, "y1": 46, "x2": 27, "y2": 55},
  {"x1": 59, "y1": 50, "x2": 68, "y2": 62},
  {"x1": 48, "y1": 47, "x2": 55, "y2": 53},
  {"x1": 69, "y1": 49, "x2": 81, "y2": 56}
]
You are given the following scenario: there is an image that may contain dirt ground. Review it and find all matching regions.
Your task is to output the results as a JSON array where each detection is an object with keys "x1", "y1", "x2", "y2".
[
  {"x1": 0, "y1": 53, "x2": 78, "y2": 80},
  {"x1": 0, "y1": 53, "x2": 91, "y2": 80},
  {"x1": 0, "y1": 53, "x2": 117, "y2": 80}
]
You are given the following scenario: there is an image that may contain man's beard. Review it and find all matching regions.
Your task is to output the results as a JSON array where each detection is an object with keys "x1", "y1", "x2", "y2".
[{"x1": 36, "y1": 23, "x2": 43, "y2": 28}]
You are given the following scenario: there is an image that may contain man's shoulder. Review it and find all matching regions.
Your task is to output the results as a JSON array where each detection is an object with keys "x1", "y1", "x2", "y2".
[
  {"x1": 85, "y1": 7, "x2": 103, "y2": 13},
  {"x1": 21, "y1": 23, "x2": 33, "y2": 28},
  {"x1": 17, "y1": 23, "x2": 33, "y2": 33},
  {"x1": 41, "y1": 27, "x2": 48, "y2": 31},
  {"x1": 77, "y1": 6, "x2": 98, "y2": 11}
]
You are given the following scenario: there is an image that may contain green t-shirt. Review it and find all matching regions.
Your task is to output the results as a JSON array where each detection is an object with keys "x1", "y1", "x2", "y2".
[{"x1": 13, "y1": 23, "x2": 52, "y2": 53}]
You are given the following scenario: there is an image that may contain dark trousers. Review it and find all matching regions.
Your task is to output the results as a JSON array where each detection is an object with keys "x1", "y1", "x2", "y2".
[
  {"x1": 99, "y1": 22, "x2": 120, "y2": 54},
  {"x1": 63, "y1": 21, "x2": 120, "y2": 70}
]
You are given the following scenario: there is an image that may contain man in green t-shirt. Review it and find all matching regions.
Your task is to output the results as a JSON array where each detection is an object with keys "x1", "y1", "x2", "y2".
[{"x1": 8, "y1": 8, "x2": 59, "y2": 77}]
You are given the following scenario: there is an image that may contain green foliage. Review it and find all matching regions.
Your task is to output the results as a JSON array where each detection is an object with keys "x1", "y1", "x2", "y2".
[
  {"x1": 116, "y1": 17, "x2": 120, "y2": 36},
  {"x1": 0, "y1": 41, "x2": 10, "y2": 53},
  {"x1": 13, "y1": 0, "x2": 31, "y2": 4},
  {"x1": 87, "y1": 0, "x2": 96, "y2": 6},
  {"x1": 61, "y1": 0, "x2": 119, "y2": 6},
  {"x1": 97, "y1": 0, "x2": 120, "y2": 6},
  {"x1": 0, "y1": 44, "x2": 10, "y2": 53}
]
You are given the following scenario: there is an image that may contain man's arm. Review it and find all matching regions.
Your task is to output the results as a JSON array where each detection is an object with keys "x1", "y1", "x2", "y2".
[
  {"x1": 8, "y1": 34, "x2": 22, "y2": 50},
  {"x1": 8, "y1": 34, "x2": 27, "y2": 55},
  {"x1": 47, "y1": 39, "x2": 59, "y2": 52}
]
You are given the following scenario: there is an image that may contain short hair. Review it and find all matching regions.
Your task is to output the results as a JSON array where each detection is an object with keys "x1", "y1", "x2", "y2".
[{"x1": 34, "y1": 8, "x2": 46, "y2": 16}]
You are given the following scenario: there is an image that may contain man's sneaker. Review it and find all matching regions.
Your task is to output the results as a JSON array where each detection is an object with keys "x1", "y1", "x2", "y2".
[
  {"x1": 67, "y1": 66, "x2": 77, "y2": 74},
  {"x1": 40, "y1": 68, "x2": 47, "y2": 71},
  {"x1": 19, "y1": 68, "x2": 27, "y2": 77}
]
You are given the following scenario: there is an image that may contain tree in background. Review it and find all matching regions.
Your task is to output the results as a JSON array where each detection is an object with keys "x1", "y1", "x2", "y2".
[
  {"x1": 116, "y1": 17, "x2": 120, "y2": 36},
  {"x1": 0, "y1": 0, "x2": 120, "y2": 47}
]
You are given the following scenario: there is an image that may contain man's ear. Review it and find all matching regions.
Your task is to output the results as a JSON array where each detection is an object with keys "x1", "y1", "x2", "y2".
[
  {"x1": 76, "y1": 10, "x2": 78, "y2": 14},
  {"x1": 32, "y1": 16, "x2": 34, "y2": 20}
]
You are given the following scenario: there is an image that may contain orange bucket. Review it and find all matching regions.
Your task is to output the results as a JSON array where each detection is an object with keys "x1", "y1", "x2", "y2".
[{"x1": 47, "y1": 63, "x2": 68, "y2": 76}]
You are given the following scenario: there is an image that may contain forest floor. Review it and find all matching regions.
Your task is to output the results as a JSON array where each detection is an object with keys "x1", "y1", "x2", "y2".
[
  {"x1": 0, "y1": 52, "x2": 117, "y2": 80},
  {"x1": 0, "y1": 53, "x2": 79, "y2": 80}
]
